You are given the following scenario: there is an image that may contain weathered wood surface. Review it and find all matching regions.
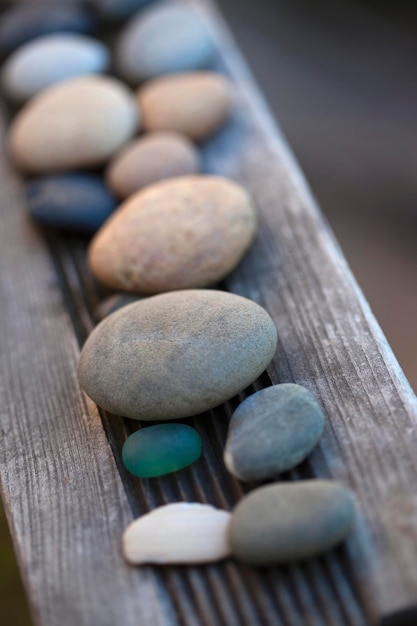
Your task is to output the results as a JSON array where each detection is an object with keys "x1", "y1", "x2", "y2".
[{"x1": 0, "y1": 0, "x2": 417, "y2": 625}]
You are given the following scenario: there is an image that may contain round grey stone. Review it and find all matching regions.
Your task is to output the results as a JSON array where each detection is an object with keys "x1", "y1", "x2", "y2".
[
  {"x1": 224, "y1": 383, "x2": 325, "y2": 481},
  {"x1": 230, "y1": 480, "x2": 355, "y2": 565},
  {"x1": 116, "y1": 1, "x2": 215, "y2": 83},
  {"x1": 78, "y1": 289, "x2": 278, "y2": 420}
]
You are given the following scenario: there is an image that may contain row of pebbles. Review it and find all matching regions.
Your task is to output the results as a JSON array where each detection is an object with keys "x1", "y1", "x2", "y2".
[{"x1": 2, "y1": 0, "x2": 355, "y2": 567}]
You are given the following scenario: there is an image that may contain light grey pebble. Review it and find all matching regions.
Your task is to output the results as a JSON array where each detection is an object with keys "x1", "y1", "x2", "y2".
[
  {"x1": 78, "y1": 289, "x2": 278, "y2": 420},
  {"x1": 2, "y1": 34, "x2": 110, "y2": 103},
  {"x1": 224, "y1": 383, "x2": 325, "y2": 481},
  {"x1": 230, "y1": 480, "x2": 355, "y2": 565},
  {"x1": 116, "y1": 1, "x2": 215, "y2": 83}
]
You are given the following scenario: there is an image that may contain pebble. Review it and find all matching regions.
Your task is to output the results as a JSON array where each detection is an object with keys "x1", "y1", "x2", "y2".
[
  {"x1": 0, "y1": 4, "x2": 96, "y2": 56},
  {"x1": 116, "y1": 2, "x2": 215, "y2": 83},
  {"x1": 106, "y1": 132, "x2": 200, "y2": 198},
  {"x1": 230, "y1": 480, "x2": 355, "y2": 565},
  {"x1": 2, "y1": 34, "x2": 110, "y2": 103},
  {"x1": 26, "y1": 173, "x2": 117, "y2": 234},
  {"x1": 122, "y1": 424, "x2": 202, "y2": 477},
  {"x1": 78, "y1": 289, "x2": 278, "y2": 420},
  {"x1": 138, "y1": 72, "x2": 233, "y2": 142},
  {"x1": 94, "y1": 0, "x2": 155, "y2": 19},
  {"x1": 9, "y1": 76, "x2": 138, "y2": 174},
  {"x1": 88, "y1": 175, "x2": 256, "y2": 293},
  {"x1": 224, "y1": 384, "x2": 325, "y2": 481},
  {"x1": 123, "y1": 503, "x2": 231, "y2": 564},
  {"x1": 94, "y1": 293, "x2": 143, "y2": 322}
]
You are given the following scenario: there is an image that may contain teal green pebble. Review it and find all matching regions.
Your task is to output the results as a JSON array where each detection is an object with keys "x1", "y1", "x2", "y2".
[{"x1": 122, "y1": 424, "x2": 202, "y2": 478}]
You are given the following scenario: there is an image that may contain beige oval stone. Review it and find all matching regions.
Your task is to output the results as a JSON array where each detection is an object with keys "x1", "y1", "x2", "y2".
[
  {"x1": 8, "y1": 75, "x2": 138, "y2": 174},
  {"x1": 123, "y1": 503, "x2": 232, "y2": 565},
  {"x1": 106, "y1": 131, "x2": 200, "y2": 198},
  {"x1": 138, "y1": 72, "x2": 233, "y2": 141},
  {"x1": 88, "y1": 175, "x2": 257, "y2": 294},
  {"x1": 78, "y1": 289, "x2": 278, "y2": 420}
]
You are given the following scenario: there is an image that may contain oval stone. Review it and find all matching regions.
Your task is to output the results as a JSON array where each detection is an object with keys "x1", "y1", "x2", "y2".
[
  {"x1": 2, "y1": 34, "x2": 110, "y2": 103},
  {"x1": 88, "y1": 175, "x2": 256, "y2": 293},
  {"x1": 122, "y1": 424, "x2": 202, "y2": 477},
  {"x1": 224, "y1": 384, "x2": 325, "y2": 481},
  {"x1": 123, "y1": 503, "x2": 231, "y2": 565},
  {"x1": 94, "y1": 293, "x2": 143, "y2": 322},
  {"x1": 138, "y1": 72, "x2": 233, "y2": 142},
  {"x1": 9, "y1": 76, "x2": 138, "y2": 175},
  {"x1": 106, "y1": 132, "x2": 200, "y2": 198},
  {"x1": 116, "y1": 2, "x2": 215, "y2": 83},
  {"x1": 0, "y1": 4, "x2": 95, "y2": 56},
  {"x1": 230, "y1": 480, "x2": 355, "y2": 565},
  {"x1": 78, "y1": 289, "x2": 278, "y2": 420},
  {"x1": 26, "y1": 173, "x2": 117, "y2": 233}
]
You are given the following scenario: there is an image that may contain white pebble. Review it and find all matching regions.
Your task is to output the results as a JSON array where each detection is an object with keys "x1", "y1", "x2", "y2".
[{"x1": 123, "y1": 502, "x2": 232, "y2": 565}]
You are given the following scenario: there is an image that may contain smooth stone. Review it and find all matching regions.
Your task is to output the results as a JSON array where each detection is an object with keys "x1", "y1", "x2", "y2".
[
  {"x1": 26, "y1": 173, "x2": 117, "y2": 233},
  {"x1": 116, "y1": 1, "x2": 215, "y2": 83},
  {"x1": 123, "y1": 503, "x2": 232, "y2": 564},
  {"x1": 2, "y1": 34, "x2": 110, "y2": 103},
  {"x1": 230, "y1": 480, "x2": 355, "y2": 565},
  {"x1": 138, "y1": 72, "x2": 233, "y2": 142},
  {"x1": 94, "y1": 0, "x2": 155, "y2": 19},
  {"x1": 9, "y1": 76, "x2": 138, "y2": 174},
  {"x1": 88, "y1": 175, "x2": 256, "y2": 293},
  {"x1": 78, "y1": 289, "x2": 278, "y2": 420},
  {"x1": 122, "y1": 424, "x2": 202, "y2": 477},
  {"x1": 224, "y1": 384, "x2": 325, "y2": 481},
  {"x1": 94, "y1": 293, "x2": 143, "y2": 322},
  {"x1": 0, "y1": 4, "x2": 95, "y2": 56},
  {"x1": 106, "y1": 132, "x2": 200, "y2": 198}
]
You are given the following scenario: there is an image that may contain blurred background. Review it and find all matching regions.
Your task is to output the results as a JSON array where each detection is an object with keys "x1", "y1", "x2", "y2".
[{"x1": 1, "y1": 0, "x2": 417, "y2": 623}]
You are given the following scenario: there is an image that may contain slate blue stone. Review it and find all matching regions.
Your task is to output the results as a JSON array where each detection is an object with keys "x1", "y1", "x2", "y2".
[
  {"x1": 224, "y1": 383, "x2": 325, "y2": 481},
  {"x1": 26, "y1": 174, "x2": 117, "y2": 233},
  {"x1": 94, "y1": 0, "x2": 155, "y2": 19},
  {"x1": 0, "y1": 4, "x2": 96, "y2": 56}
]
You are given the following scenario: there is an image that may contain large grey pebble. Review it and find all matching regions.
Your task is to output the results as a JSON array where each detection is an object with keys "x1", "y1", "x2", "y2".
[
  {"x1": 230, "y1": 480, "x2": 355, "y2": 565},
  {"x1": 224, "y1": 384, "x2": 325, "y2": 481},
  {"x1": 116, "y1": 1, "x2": 215, "y2": 83},
  {"x1": 78, "y1": 290, "x2": 278, "y2": 420},
  {"x1": 2, "y1": 34, "x2": 110, "y2": 103}
]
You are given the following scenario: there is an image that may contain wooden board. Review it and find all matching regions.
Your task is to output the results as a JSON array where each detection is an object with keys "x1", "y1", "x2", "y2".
[{"x1": 1, "y1": 0, "x2": 417, "y2": 624}]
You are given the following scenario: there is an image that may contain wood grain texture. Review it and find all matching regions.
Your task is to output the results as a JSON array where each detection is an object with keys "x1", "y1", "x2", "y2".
[
  {"x1": 0, "y1": 114, "x2": 176, "y2": 626},
  {"x1": 0, "y1": 0, "x2": 417, "y2": 625},
  {"x1": 197, "y1": 0, "x2": 417, "y2": 620}
]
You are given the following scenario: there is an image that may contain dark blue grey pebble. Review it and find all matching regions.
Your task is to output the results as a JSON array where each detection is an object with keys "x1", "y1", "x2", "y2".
[
  {"x1": 26, "y1": 174, "x2": 117, "y2": 233},
  {"x1": 224, "y1": 383, "x2": 325, "y2": 481},
  {"x1": 0, "y1": 4, "x2": 96, "y2": 56},
  {"x1": 94, "y1": 0, "x2": 155, "y2": 19}
]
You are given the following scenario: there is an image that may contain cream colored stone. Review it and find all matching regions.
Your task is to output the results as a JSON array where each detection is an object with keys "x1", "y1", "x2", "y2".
[
  {"x1": 9, "y1": 75, "x2": 138, "y2": 174},
  {"x1": 106, "y1": 132, "x2": 200, "y2": 198},
  {"x1": 123, "y1": 503, "x2": 232, "y2": 565},
  {"x1": 138, "y1": 72, "x2": 233, "y2": 141},
  {"x1": 88, "y1": 175, "x2": 256, "y2": 293}
]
